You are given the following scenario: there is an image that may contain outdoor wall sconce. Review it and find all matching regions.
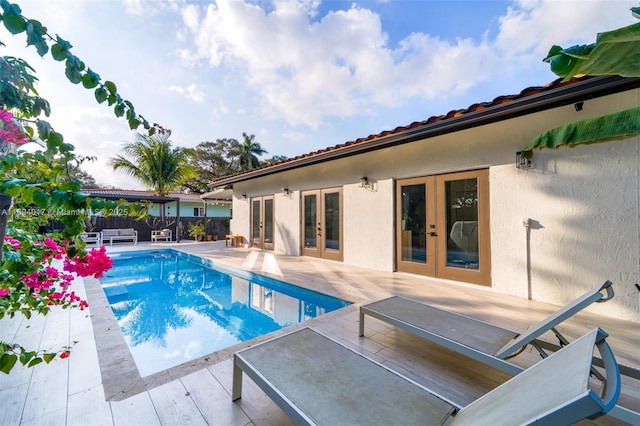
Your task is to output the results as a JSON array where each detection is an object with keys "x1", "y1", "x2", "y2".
[
  {"x1": 359, "y1": 176, "x2": 370, "y2": 188},
  {"x1": 574, "y1": 101, "x2": 584, "y2": 112},
  {"x1": 516, "y1": 151, "x2": 532, "y2": 169},
  {"x1": 242, "y1": 194, "x2": 247, "y2": 200},
  {"x1": 282, "y1": 187, "x2": 291, "y2": 196}
]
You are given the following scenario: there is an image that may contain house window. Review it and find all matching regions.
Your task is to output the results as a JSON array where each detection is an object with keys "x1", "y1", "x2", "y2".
[{"x1": 193, "y1": 207, "x2": 205, "y2": 217}]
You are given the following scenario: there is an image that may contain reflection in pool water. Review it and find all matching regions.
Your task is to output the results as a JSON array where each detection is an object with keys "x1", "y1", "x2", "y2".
[{"x1": 100, "y1": 250, "x2": 350, "y2": 376}]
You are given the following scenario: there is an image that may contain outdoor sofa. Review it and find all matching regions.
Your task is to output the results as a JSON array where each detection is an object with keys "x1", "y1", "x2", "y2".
[
  {"x1": 232, "y1": 327, "x2": 620, "y2": 425},
  {"x1": 100, "y1": 228, "x2": 138, "y2": 245}
]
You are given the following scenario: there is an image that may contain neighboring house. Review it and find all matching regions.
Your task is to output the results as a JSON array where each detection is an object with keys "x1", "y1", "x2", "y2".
[
  {"x1": 83, "y1": 189, "x2": 231, "y2": 217},
  {"x1": 211, "y1": 75, "x2": 640, "y2": 322}
]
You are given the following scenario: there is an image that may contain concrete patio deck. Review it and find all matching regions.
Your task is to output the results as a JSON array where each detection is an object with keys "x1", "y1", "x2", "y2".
[{"x1": 1, "y1": 241, "x2": 638, "y2": 425}]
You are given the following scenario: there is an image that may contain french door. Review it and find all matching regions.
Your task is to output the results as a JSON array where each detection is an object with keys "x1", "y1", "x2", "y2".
[
  {"x1": 396, "y1": 170, "x2": 491, "y2": 285},
  {"x1": 251, "y1": 196, "x2": 274, "y2": 250},
  {"x1": 301, "y1": 188, "x2": 343, "y2": 261}
]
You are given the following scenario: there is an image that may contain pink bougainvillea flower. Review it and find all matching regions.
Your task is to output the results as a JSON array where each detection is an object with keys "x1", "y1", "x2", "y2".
[
  {"x1": 63, "y1": 246, "x2": 113, "y2": 279},
  {"x1": 0, "y1": 288, "x2": 10, "y2": 297},
  {"x1": 0, "y1": 109, "x2": 29, "y2": 145},
  {"x1": 4, "y1": 236, "x2": 21, "y2": 250}
]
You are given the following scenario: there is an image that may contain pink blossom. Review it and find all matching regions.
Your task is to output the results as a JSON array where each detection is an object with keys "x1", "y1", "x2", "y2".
[
  {"x1": 0, "y1": 288, "x2": 9, "y2": 297},
  {"x1": 4, "y1": 236, "x2": 21, "y2": 250},
  {"x1": 63, "y1": 246, "x2": 112, "y2": 279},
  {"x1": 0, "y1": 109, "x2": 29, "y2": 145}
]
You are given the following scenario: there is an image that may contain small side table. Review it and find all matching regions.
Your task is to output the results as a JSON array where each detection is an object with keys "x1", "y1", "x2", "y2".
[{"x1": 225, "y1": 234, "x2": 244, "y2": 247}]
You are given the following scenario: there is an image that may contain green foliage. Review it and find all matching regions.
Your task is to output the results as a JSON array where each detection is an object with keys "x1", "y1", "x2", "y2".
[
  {"x1": 0, "y1": 0, "x2": 155, "y2": 374},
  {"x1": 110, "y1": 132, "x2": 195, "y2": 196},
  {"x1": 183, "y1": 139, "x2": 240, "y2": 193},
  {"x1": 233, "y1": 132, "x2": 268, "y2": 171},
  {"x1": 188, "y1": 221, "x2": 205, "y2": 239},
  {"x1": 544, "y1": 7, "x2": 640, "y2": 79},
  {"x1": 0, "y1": 0, "x2": 164, "y2": 136}
]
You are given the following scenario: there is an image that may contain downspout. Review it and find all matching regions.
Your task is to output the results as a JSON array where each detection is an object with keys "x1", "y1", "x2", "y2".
[{"x1": 523, "y1": 218, "x2": 532, "y2": 300}]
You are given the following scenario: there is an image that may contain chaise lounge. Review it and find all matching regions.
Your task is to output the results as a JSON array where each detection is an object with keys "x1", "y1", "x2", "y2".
[
  {"x1": 232, "y1": 327, "x2": 620, "y2": 425},
  {"x1": 358, "y1": 280, "x2": 638, "y2": 423}
]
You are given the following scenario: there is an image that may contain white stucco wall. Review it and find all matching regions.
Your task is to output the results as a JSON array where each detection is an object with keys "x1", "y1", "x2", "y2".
[
  {"x1": 275, "y1": 191, "x2": 301, "y2": 256},
  {"x1": 343, "y1": 179, "x2": 395, "y2": 271},
  {"x1": 227, "y1": 88, "x2": 640, "y2": 322},
  {"x1": 491, "y1": 138, "x2": 640, "y2": 321}
]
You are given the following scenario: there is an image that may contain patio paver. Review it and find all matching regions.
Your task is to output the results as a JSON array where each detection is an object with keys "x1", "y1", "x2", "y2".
[{"x1": 0, "y1": 241, "x2": 638, "y2": 425}]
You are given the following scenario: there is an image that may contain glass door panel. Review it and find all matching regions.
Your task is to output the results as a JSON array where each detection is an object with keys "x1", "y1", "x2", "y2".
[
  {"x1": 396, "y1": 177, "x2": 435, "y2": 276},
  {"x1": 444, "y1": 178, "x2": 479, "y2": 269},
  {"x1": 303, "y1": 193, "x2": 318, "y2": 250},
  {"x1": 324, "y1": 192, "x2": 340, "y2": 251},
  {"x1": 436, "y1": 170, "x2": 490, "y2": 285},
  {"x1": 251, "y1": 199, "x2": 261, "y2": 247},
  {"x1": 263, "y1": 196, "x2": 274, "y2": 250},
  {"x1": 400, "y1": 183, "x2": 426, "y2": 263}
]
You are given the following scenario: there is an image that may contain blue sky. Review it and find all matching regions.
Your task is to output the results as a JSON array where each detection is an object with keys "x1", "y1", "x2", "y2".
[{"x1": 1, "y1": 0, "x2": 636, "y2": 189}]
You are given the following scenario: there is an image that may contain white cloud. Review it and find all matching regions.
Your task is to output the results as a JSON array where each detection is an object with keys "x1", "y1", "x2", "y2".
[
  {"x1": 177, "y1": 0, "x2": 635, "y2": 130},
  {"x1": 168, "y1": 84, "x2": 205, "y2": 103},
  {"x1": 495, "y1": 0, "x2": 636, "y2": 61},
  {"x1": 42, "y1": 105, "x2": 143, "y2": 189},
  {"x1": 209, "y1": 101, "x2": 229, "y2": 120},
  {"x1": 122, "y1": 0, "x2": 184, "y2": 16}
]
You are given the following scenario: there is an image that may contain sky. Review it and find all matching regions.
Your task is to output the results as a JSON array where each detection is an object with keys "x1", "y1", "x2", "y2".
[{"x1": 1, "y1": 0, "x2": 637, "y2": 190}]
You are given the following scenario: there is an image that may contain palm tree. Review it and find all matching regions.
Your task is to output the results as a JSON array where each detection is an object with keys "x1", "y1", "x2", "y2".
[
  {"x1": 110, "y1": 132, "x2": 194, "y2": 196},
  {"x1": 232, "y1": 132, "x2": 268, "y2": 171}
]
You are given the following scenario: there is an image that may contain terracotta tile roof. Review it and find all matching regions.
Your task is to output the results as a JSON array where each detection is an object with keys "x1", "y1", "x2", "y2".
[
  {"x1": 82, "y1": 188, "x2": 204, "y2": 202},
  {"x1": 211, "y1": 75, "x2": 640, "y2": 186}
]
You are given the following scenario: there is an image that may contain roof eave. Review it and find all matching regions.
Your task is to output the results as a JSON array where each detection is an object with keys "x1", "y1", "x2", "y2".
[{"x1": 212, "y1": 75, "x2": 640, "y2": 187}]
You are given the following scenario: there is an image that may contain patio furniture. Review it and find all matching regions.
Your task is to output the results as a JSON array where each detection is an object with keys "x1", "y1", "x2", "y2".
[
  {"x1": 359, "y1": 280, "x2": 639, "y2": 423},
  {"x1": 225, "y1": 234, "x2": 243, "y2": 247},
  {"x1": 80, "y1": 231, "x2": 102, "y2": 246},
  {"x1": 232, "y1": 327, "x2": 620, "y2": 426},
  {"x1": 359, "y1": 280, "x2": 615, "y2": 375},
  {"x1": 151, "y1": 229, "x2": 172, "y2": 242},
  {"x1": 101, "y1": 228, "x2": 138, "y2": 245}
]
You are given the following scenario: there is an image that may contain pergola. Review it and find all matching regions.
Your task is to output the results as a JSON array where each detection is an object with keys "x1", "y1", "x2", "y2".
[{"x1": 84, "y1": 190, "x2": 183, "y2": 243}]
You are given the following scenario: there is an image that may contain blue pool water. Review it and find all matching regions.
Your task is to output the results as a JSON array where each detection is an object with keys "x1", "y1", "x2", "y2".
[{"x1": 100, "y1": 250, "x2": 350, "y2": 376}]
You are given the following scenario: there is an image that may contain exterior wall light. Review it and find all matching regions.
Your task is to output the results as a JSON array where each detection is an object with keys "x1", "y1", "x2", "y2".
[
  {"x1": 359, "y1": 176, "x2": 369, "y2": 188},
  {"x1": 242, "y1": 194, "x2": 247, "y2": 200},
  {"x1": 282, "y1": 187, "x2": 291, "y2": 196},
  {"x1": 516, "y1": 151, "x2": 532, "y2": 169}
]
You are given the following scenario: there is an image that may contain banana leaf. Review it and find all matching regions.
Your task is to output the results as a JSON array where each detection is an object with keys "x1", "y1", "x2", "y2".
[
  {"x1": 544, "y1": 7, "x2": 640, "y2": 79},
  {"x1": 522, "y1": 106, "x2": 640, "y2": 155}
]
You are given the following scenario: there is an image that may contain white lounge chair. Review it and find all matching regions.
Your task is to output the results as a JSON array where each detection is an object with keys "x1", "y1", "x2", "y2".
[
  {"x1": 358, "y1": 280, "x2": 638, "y2": 423},
  {"x1": 359, "y1": 281, "x2": 614, "y2": 373},
  {"x1": 232, "y1": 327, "x2": 620, "y2": 425}
]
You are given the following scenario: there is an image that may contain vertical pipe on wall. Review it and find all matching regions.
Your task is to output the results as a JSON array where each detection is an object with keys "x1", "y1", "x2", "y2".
[{"x1": 523, "y1": 218, "x2": 532, "y2": 300}]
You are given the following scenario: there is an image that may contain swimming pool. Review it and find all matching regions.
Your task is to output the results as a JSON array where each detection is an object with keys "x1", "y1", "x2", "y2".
[{"x1": 100, "y1": 249, "x2": 350, "y2": 376}]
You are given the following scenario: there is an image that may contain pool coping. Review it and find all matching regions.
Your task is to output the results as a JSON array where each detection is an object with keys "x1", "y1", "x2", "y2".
[{"x1": 85, "y1": 253, "x2": 357, "y2": 401}]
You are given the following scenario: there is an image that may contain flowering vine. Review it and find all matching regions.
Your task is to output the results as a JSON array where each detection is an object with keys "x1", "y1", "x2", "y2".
[
  {"x1": 0, "y1": 109, "x2": 28, "y2": 145},
  {"x1": 0, "y1": 0, "x2": 153, "y2": 374}
]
